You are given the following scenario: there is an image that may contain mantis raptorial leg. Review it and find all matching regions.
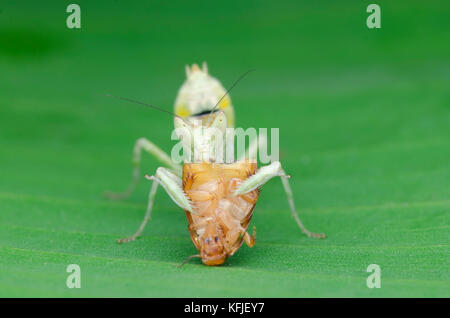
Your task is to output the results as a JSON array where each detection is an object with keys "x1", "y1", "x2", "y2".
[
  {"x1": 234, "y1": 161, "x2": 326, "y2": 239},
  {"x1": 117, "y1": 167, "x2": 192, "y2": 243}
]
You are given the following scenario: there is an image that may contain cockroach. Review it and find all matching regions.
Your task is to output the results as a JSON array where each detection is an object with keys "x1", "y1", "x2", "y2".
[{"x1": 105, "y1": 62, "x2": 325, "y2": 266}]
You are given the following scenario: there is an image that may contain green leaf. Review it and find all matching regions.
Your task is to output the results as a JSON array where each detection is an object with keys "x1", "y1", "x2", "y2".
[{"x1": 0, "y1": 0, "x2": 448, "y2": 297}]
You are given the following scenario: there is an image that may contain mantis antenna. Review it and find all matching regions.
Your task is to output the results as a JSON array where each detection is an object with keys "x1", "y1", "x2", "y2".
[
  {"x1": 106, "y1": 94, "x2": 191, "y2": 125},
  {"x1": 205, "y1": 69, "x2": 255, "y2": 126}
]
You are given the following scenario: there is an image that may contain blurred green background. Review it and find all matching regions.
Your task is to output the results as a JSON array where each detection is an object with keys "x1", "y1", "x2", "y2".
[{"x1": 0, "y1": 0, "x2": 449, "y2": 297}]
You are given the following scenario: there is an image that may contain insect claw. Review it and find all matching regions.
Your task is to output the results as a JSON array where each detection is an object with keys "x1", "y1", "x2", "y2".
[{"x1": 309, "y1": 232, "x2": 326, "y2": 239}]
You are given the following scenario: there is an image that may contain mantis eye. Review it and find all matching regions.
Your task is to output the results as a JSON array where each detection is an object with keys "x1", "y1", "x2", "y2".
[{"x1": 214, "y1": 236, "x2": 219, "y2": 243}]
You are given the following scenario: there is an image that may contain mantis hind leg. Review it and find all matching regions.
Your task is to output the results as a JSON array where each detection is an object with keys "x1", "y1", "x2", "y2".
[
  {"x1": 104, "y1": 137, "x2": 181, "y2": 200},
  {"x1": 117, "y1": 167, "x2": 193, "y2": 244},
  {"x1": 117, "y1": 179, "x2": 159, "y2": 243},
  {"x1": 280, "y1": 174, "x2": 325, "y2": 239},
  {"x1": 234, "y1": 161, "x2": 326, "y2": 239}
]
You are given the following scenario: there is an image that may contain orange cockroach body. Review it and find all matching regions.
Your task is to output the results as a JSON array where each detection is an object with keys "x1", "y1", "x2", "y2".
[{"x1": 183, "y1": 162, "x2": 258, "y2": 265}]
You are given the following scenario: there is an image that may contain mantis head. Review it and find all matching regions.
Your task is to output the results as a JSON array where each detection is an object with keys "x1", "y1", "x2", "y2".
[{"x1": 174, "y1": 62, "x2": 235, "y2": 127}]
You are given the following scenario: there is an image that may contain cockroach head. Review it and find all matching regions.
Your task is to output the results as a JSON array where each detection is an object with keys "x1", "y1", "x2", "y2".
[{"x1": 199, "y1": 223, "x2": 227, "y2": 266}]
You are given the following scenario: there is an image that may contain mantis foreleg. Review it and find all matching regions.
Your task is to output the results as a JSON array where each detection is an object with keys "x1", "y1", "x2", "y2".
[
  {"x1": 117, "y1": 167, "x2": 192, "y2": 244},
  {"x1": 234, "y1": 161, "x2": 326, "y2": 239}
]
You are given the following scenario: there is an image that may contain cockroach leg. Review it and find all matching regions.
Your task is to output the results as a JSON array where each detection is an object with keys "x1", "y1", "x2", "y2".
[
  {"x1": 186, "y1": 190, "x2": 214, "y2": 202},
  {"x1": 243, "y1": 226, "x2": 256, "y2": 247},
  {"x1": 104, "y1": 137, "x2": 181, "y2": 200},
  {"x1": 234, "y1": 161, "x2": 326, "y2": 239}
]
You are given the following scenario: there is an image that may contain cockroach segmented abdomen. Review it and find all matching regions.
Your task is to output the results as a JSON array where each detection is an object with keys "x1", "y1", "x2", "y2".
[{"x1": 182, "y1": 162, "x2": 259, "y2": 265}]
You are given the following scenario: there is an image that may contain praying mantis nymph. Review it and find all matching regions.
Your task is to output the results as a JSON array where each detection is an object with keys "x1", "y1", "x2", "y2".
[{"x1": 105, "y1": 62, "x2": 325, "y2": 266}]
